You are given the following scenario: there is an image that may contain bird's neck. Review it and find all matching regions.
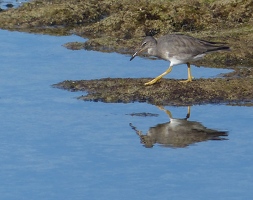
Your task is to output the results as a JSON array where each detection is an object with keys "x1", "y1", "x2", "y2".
[{"x1": 147, "y1": 47, "x2": 157, "y2": 56}]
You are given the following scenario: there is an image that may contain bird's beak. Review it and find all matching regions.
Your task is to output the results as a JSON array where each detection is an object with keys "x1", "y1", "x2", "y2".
[
  {"x1": 130, "y1": 48, "x2": 144, "y2": 61},
  {"x1": 130, "y1": 51, "x2": 138, "y2": 61}
]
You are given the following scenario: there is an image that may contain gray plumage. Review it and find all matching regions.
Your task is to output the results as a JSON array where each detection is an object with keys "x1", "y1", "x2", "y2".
[{"x1": 130, "y1": 33, "x2": 230, "y2": 85}]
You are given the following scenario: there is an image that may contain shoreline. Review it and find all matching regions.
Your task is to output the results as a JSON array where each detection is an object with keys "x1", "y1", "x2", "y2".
[{"x1": 1, "y1": 0, "x2": 252, "y2": 105}]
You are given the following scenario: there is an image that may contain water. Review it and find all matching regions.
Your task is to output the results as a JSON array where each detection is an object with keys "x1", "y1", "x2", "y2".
[
  {"x1": 0, "y1": 0, "x2": 27, "y2": 9},
  {"x1": 1, "y1": 29, "x2": 253, "y2": 200}
]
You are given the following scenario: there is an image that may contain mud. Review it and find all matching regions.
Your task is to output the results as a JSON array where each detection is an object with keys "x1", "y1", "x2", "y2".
[{"x1": 53, "y1": 67, "x2": 253, "y2": 106}]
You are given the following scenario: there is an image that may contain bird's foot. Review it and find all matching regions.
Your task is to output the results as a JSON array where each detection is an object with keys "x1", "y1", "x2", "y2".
[{"x1": 144, "y1": 78, "x2": 161, "y2": 86}]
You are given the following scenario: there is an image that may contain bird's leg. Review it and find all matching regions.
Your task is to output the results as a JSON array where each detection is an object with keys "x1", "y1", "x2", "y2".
[
  {"x1": 144, "y1": 65, "x2": 173, "y2": 86},
  {"x1": 180, "y1": 63, "x2": 193, "y2": 83}
]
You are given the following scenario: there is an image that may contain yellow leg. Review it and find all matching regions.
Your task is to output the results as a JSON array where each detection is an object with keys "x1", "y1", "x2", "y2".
[
  {"x1": 145, "y1": 65, "x2": 173, "y2": 86},
  {"x1": 180, "y1": 63, "x2": 193, "y2": 83}
]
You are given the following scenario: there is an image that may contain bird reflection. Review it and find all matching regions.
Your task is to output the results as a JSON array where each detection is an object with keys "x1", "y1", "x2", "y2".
[{"x1": 130, "y1": 106, "x2": 228, "y2": 148}]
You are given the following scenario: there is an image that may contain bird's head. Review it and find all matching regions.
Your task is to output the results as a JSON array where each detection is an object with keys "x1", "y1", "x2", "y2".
[{"x1": 130, "y1": 36, "x2": 157, "y2": 61}]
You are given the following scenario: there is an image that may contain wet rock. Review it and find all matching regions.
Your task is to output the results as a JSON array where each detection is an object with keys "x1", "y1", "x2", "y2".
[
  {"x1": 6, "y1": 4, "x2": 14, "y2": 8},
  {"x1": 53, "y1": 73, "x2": 253, "y2": 106}
]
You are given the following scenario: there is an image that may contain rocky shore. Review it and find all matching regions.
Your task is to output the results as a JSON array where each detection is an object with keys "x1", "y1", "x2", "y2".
[{"x1": 1, "y1": 0, "x2": 252, "y2": 105}]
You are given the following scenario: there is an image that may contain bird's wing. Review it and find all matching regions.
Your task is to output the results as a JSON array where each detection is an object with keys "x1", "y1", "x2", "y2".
[{"x1": 158, "y1": 34, "x2": 228, "y2": 58}]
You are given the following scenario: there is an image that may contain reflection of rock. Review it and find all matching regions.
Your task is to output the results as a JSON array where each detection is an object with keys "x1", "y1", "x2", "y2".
[{"x1": 130, "y1": 106, "x2": 228, "y2": 148}]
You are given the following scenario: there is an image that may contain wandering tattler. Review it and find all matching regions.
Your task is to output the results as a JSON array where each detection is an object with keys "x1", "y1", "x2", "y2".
[{"x1": 130, "y1": 33, "x2": 230, "y2": 85}]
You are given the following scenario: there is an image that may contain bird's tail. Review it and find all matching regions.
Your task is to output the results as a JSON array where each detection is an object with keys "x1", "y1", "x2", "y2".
[
  {"x1": 199, "y1": 39, "x2": 231, "y2": 53},
  {"x1": 207, "y1": 45, "x2": 230, "y2": 52}
]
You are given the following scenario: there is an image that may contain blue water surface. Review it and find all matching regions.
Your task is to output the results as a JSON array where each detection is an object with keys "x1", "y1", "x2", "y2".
[
  {"x1": 0, "y1": 29, "x2": 253, "y2": 200},
  {"x1": 0, "y1": 0, "x2": 28, "y2": 9}
]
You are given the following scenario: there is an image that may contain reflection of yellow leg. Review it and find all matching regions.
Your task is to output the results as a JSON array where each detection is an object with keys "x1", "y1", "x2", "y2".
[
  {"x1": 158, "y1": 105, "x2": 192, "y2": 120},
  {"x1": 186, "y1": 106, "x2": 191, "y2": 119},
  {"x1": 157, "y1": 106, "x2": 173, "y2": 119},
  {"x1": 180, "y1": 63, "x2": 193, "y2": 83},
  {"x1": 145, "y1": 65, "x2": 173, "y2": 86}
]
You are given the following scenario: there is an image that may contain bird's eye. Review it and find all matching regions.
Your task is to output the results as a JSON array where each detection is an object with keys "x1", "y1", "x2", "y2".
[{"x1": 142, "y1": 42, "x2": 147, "y2": 46}]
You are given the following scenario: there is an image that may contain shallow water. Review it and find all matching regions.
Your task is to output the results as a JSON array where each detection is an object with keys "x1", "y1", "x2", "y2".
[
  {"x1": 1, "y1": 29, "x2": 253, "y2": 200},
  {"x1": 0, "y1": 0, "x2": 27, "y2": 9}
]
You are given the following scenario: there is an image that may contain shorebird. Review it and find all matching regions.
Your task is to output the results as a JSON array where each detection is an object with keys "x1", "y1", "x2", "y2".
[
  {"x1": 130, "y1": 33, "x2": 230, "y2": 85},
  {"x1": 130, "y1": 106, "x2": 228, "y2": 148}
]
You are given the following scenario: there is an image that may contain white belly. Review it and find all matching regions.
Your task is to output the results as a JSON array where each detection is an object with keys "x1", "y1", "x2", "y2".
[{"x1": 167, "y1": 52, "x2": 206, "y2": 66}]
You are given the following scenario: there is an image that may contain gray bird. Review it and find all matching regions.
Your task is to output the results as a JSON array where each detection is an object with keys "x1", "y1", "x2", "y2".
[
  {"x1": 130, "y1": 34, "x2": 230, "y2": 85},
  {"x1": 130, "y1": 106, "x2": 228, "y2": 148}
]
